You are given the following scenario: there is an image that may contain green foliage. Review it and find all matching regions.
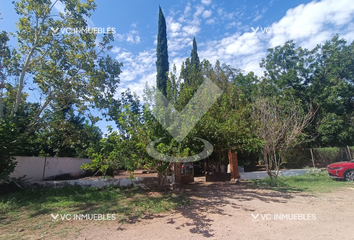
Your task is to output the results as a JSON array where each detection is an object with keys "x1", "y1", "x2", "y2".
[
  {"x1": 312, "y1": 147, "x2": 350, "y2": 166},
  {"x1": 172, "y1": 59, "x2": 263, "y2": 157},
  {"x1": 2, "y1": 0, "x2": 122, "y2": 132},
  {"x1": 282, "y1": 148, "x2": 312, "y2": 169},
  {"x1": 0, "y1": 0, "x2": 116, "y2": 164},
  {"x1": 233, "y1": 71, "x2": 259, "y2": 101},
  {"x1": 250, "y1": 171, "x2": 354, "y2": 193},
  {"x1": 81, "y1": 129, "x2": 131, "y2": 177},
  {"x1": 0, "y1": 176, "x2": 28, "y2": 195},
  {"x1": 260, "y1": 35, "x2": 354, "y2": 147},
  {"x1": 190, "y1": 37, "x2": 200, "y2": 70},
  {"x1": 36, "y1": 107, "x2": 102, "y2": 158},
  {"x1": 0, "y1": 186, "x2": 190, "y2": 228},
  {"x1": 156, "y1": 6, "x2": 169, "y2": 96},
  {"x1": 0, "y1": 119, "x2": 19, "y2": 181},
  {"x1": 314, "y1": 147, "x2": 340, "y2": 158}
]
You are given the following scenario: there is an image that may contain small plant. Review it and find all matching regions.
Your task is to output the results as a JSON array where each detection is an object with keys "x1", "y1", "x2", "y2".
[
  {"x1": 253, "y1": 177, "x2": 288, "y2": 188},
  {"x1": 250, "y1": 171, "x2": 354, "y2": 193}
]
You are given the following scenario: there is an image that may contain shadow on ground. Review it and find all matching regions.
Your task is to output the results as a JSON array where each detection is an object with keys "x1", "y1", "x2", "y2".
[{"x1": 164, "y1": 177, "x2": 313, "y2": 238}]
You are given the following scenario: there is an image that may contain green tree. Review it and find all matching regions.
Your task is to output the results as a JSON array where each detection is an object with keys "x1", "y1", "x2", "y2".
[
  {"x1": 189, "y1": 60, "x2": 262, "y2": 157},
  {"x1": 36, "y1": 107, "x2": 102, "y2": 158},
  {"x1": 190, "y1": 37, "x2": 200, "y2": 70},
  {"x1": 251, "y1": 96, "x2": 315, "y2": 178},
  {"x1": 233, "y1": 71, "x2": 259, "y2": 102},
  {"x1": 81, "y1": 128, "x2": 127, "y2": 178},
  {"x1": 260, "y1": 36, "x2": 354, "y2": 147},
  {"x1": 156, "y1": 6, "x2": 169, "y2": 96},
  {"x1": 0, "y1": 30, "x2": 11, "y2": 119},
  {"x1": 180, "y1": 38, "x2": 203, "y2": 88},
  {"x1": 0, "y1": 0, "x2": 122, "y2": 179},
  {"x1": 3, "y1": 0, "x2": 122, "y2": 132}
]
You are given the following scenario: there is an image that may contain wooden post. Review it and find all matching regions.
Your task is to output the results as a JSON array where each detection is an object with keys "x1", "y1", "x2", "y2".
[
  {"x1": 228, "y1": 150, "x2": 240, "y2": 181},
  {"x1": 173, "y1": 162, "x2": 182, "y2": 185},
  {"x1": 347, "y1": 146, "x2": 352, "y2": 160},
  {"x1": 42, "y1": 153, "x2": 47, "y2": 181},
  {"x1": 204, "y1": 160, "x2": 206, "y2": 176},
  {"x1": 310, "y1": 148, "x2": 315, "y2": 168}
]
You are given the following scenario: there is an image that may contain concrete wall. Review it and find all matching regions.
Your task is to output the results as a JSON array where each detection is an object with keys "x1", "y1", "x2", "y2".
[
  {"x1": 10, "y1": 156, "x2": 92, "y2": 182},
  {"x1": 31, "y1": 176, "x2": 174, "y2": 189},
  {"x1": 239, "y1": 169, "x2": 321, "y2": 180}
]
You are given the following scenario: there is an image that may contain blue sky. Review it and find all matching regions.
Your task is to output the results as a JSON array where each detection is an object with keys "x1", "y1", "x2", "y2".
[{"x1": 1, "y1": 0, "x2": 354, "y2": 132}]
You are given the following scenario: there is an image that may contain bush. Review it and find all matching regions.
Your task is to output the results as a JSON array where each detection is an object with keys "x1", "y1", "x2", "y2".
[
  {"x1": 0, "y1": 176, "x2": 28, "y2": 195},
  {"x1": 0, "y1": 119, "x2": 20, "y2": 181},
  {"x1": 313, "y1": 147, "x2": 349, "y2": 167},
  {"x1": 282, "y1": 148, "x2": 312, "y2": 169}
]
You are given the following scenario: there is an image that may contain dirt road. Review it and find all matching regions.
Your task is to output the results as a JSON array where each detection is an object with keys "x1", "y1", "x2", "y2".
[{"x1": 70, "y1": 177, "x2": 354, "y2": 240}]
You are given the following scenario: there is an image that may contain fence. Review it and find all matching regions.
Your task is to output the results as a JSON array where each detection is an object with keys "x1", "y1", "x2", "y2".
[
  {"x1": 9, "y1": 156, "x2": 92, "y2": 182},
  {"x1": 282, "y1": 146, "x2": 354, "y2": 169}
]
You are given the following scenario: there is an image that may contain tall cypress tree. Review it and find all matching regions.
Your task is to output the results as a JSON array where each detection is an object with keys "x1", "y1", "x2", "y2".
[
  {"x1": 156, "y1": 6, "x2": 169, "y2": 96},
  {"x1": 190, "y1": 37, "x2": 200, "y2": 69}
]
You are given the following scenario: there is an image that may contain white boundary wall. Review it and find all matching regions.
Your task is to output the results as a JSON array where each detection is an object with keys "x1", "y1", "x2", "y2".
[
  {"x1": 9, "y1": 156, "x2": 92, "y2": 182},
  {"x1": 239, "y1": 169, "x2": 321, "y2": 180},
  {"x1": 32, "y1": 176, "x2": 174, "y2": 189}
]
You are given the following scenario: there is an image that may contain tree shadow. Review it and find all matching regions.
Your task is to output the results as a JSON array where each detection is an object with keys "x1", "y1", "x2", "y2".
[{"x1": 164, "y1": 179, "x2": 314, "y2": 238}]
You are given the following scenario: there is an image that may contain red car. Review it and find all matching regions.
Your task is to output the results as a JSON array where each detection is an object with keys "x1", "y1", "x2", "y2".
[{"x1": 327, "y1": 161, "x2": 354, "y2": 181}]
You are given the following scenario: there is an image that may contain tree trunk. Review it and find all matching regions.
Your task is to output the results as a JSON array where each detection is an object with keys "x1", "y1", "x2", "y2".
[
  {"x1": 157, "y1": 172, "x2": 167, "y2": 191},
  {"x1": 11, "y1": 48, "x2": 35, "y2": 115},
  {"x1": 264, "y1": 152, "x2": 274, "y2": 178}
]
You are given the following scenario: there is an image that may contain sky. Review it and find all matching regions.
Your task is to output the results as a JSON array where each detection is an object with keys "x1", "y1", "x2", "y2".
[{"x1": 1, "y1": 0, "x2": 354, "y2": 132}]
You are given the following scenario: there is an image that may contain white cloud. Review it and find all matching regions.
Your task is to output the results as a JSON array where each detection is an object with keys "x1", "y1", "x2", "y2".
[
  {"x1": 111, "y1": 0, "x2": 354, "y2": 102},
  {"x1": 206, "y1": 18, "x2": 217, "y2": 25},
  {"x1": 115, "y1": 33, "x2": 125, "y2": 41},
  {"x1": 196, "y1": 0, "x2": 354, "y2": 76},
  {"x1": 253, "y1": 11, "x2": 262, "y2": 22},
  {"x1": 182, "y1": 25, "x2": 200, "y2": 36},
  {"x1": 115, "y1": 30, "x2": 141, "y2": 44},
  {"x1": 111, "y1": 46, "x2": 121, "y2": 53},
  {"x1": 194, "y1": 6, "x2": 205, "y2": 18},
  {"x1": 113, "y1": 48, "x2": 156, "y2": 98},
  {"x1": 202, "y1": 10, "x2": 212, "y2": 19},
  {"x1": 166, "y1": 3, "x2": 203, "y2": 53},
  {"x1": 217, "y1": 8, "x2": 236, "y2": 20},
  {"x1": 226, "y1": 21, "x2": 241, "y2": 29},
  {"x1": 169, "y1": 21, "x2": 182, "y2": 37},
  {"x1": 268, "y1": 0, "x2": 354, "y2": 48},
  {"x1": 201, "y1": 0, "x2": 212, "y2": 5},
  {"x1": 225, "y1": 33, "x2": 263, "y2": 55},
  {"x1": 184, "y1": 3, "x2": 192, "y2": 16}
]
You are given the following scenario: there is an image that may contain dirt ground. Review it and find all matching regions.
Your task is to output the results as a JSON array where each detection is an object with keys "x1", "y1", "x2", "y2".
[{"x1": 18, "y1": 177, "x2": 354, "y2": 240}]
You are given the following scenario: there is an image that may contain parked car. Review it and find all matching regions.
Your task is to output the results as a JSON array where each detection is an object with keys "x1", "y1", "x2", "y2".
[
  {"x1": 193, "y1": 163, "x2": 203, "y2": 176},
  {"x1": 181, "y1": 162, "x2": 204, "y2": 175},
  {"x1": 181, "y1": 163, "x2": 193, "y2": 175},
  {"x1": 327, "y1": 160, "x2": 354, "y2": 181}
]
